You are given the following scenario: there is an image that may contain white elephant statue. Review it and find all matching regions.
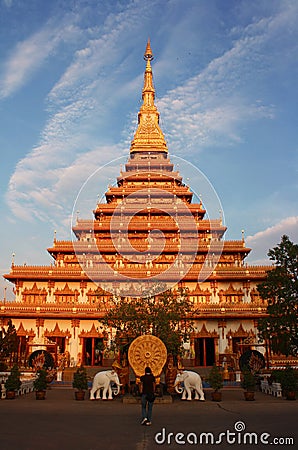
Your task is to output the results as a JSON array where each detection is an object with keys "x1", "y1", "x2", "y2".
[
  {"x1": 90, "y1": 370, "x2": 122, "y2": 400},
  {"x1": 174, "y1": 370, "x2": 205, "y2": 401}
]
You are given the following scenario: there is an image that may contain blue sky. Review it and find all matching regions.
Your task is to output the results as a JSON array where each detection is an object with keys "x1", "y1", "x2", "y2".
[{"x1": 1, "y1": 0, "x2": 298, "y2": 299}]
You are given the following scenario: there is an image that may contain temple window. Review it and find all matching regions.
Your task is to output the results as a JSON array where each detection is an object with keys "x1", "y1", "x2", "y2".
[{"x1": 47, "y1": 336, "x2": 66, "y2": 353}]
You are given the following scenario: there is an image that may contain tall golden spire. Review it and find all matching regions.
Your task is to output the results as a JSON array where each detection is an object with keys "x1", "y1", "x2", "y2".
[{"x1": 130, "y1": 39, "x2": 168, "y2": 154}]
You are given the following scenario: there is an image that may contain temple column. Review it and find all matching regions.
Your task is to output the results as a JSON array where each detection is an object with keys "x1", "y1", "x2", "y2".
[
  {"x1": 218, "y1": 319, "x2": 227, "y2": 353},
  {"x1": 70, "y1": 319, "x2": 80, "y2": 365}
]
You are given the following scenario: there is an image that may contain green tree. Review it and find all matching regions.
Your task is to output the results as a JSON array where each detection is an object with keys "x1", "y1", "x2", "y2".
[
  {"x1": 100, "y1": 287, "x2": 194, "y2": 357},
  {"x1": 257, "y1": 235, "x2": 298, "y2": 356}
]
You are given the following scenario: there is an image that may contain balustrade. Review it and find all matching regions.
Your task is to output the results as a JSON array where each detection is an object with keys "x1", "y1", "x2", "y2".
[
  {"x1": 0, "y1": 373, "x2": 35, "y2": 398},
  {"x1": 260, "y1": 379, "x2": 282, "y2": 397}
]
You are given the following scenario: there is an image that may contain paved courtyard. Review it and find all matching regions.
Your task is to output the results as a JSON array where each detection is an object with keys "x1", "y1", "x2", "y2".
[{"x1": 0, "y1": 387, "x2": 297, "y2": 450}]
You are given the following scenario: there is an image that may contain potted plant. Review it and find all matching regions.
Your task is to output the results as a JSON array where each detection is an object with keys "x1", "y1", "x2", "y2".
[
  {"x1": 4, "y1": 364, "x2": 21, "y2": 399},
  {"x1": 281, "y1": 366, "x2": 297, "y2": 400},
  {"x1": 72, "y1": 366, "x2": 88, "y2": 400},
  {"x1": 33, "y1": 368, "x2": 48, "y2": 400},
  {"x1": 208, "y1": 364, "x2": 223, "y2": 402},
  {"x1": 241, "y1": 368, "x2": 256, "y2": 401}
]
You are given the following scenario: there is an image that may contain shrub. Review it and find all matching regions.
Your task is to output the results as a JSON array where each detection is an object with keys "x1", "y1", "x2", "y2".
[
  {"x1": 72, "y1": 366, "x2": 88, "y2": 391},
  {"x1": 208, "y1": 364, "x2": 223, "y2": 392},
  {"x1": 241, "y1": 368, "x2": 256, "y2": 392},
  {"x1": 281, "y1": 366, "x2": 298, "y2": 393},
  {"x1": 4, "y1": 364, "x2": 21, "y2": 392},
  {"x1": 33, "y1": 369, "x2": 48, "y2": 391}
]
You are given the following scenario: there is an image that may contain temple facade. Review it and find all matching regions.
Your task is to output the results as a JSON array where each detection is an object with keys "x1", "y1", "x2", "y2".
[{"x1": 2, "y1": 41, "x2": 273, "y2": 371}]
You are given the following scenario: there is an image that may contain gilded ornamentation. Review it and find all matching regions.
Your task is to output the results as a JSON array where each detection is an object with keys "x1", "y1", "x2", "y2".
[
  {"x1": 130, "y1": 39, "x2": 168, "y2": 154},
  {"x1": 128, "y1": 334, "x2": 167, "y2": 379}
]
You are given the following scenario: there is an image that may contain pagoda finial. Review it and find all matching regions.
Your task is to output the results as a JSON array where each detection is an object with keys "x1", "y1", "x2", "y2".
[
  {"x1": 142, "y1": 39, "x2": 154, "y2": 106},
  {"x1": 144, "y1": 38, "x2": 153, "y2": 61},
  {"x1": 130, "y1": 40, "x2": 168, "y2": 154},
  {"x1": 12, "y1": 252, "x2": 15, "y2": 267}
]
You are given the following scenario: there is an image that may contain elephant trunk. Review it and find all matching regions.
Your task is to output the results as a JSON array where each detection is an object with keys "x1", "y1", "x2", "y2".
[
  {"x1": 175, "y1": 383, "x2": 184, "y2": 394},
  {"x1": 114, "y1": 382, "x2": 122, "y2": 396}
]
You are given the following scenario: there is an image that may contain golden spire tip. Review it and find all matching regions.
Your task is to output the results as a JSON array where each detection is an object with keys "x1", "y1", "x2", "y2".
[{"x1": 144, "y1": 38, "x2": 153, "y2": 61}]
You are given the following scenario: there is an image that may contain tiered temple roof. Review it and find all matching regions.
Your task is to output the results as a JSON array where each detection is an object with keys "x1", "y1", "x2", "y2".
[{"x1": 4, "y1": 40, "x2": 271, "y2": 308}]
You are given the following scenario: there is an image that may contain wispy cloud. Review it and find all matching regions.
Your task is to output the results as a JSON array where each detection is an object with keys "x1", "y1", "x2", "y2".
[
  {"x1": 2, "y1": 0, "x2": 13, "y2": 7},
  {"x1": 0, "y1": 15, "x2": 81, "y2": 99},
  {"x1": 5, "y1": 0, "x2": 155, "y2": 226},
  {"x1": 156, "y1": 4, "x2": 298, "y2": 153},
  {"x1": 246, "y1": 216, "x2": 298, "y2": 265},
  {"x1": 4, "y1": 0, "x2": 298, "y2": 236}
]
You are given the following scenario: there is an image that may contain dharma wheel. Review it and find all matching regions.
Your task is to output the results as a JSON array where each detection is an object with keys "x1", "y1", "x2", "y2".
[{"x1": 128, "y1": 335, "x2": 167, "y2": 379}]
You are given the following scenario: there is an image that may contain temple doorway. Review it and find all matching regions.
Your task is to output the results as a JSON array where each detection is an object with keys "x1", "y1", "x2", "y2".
[
  {"x1": 84, "y1": 337, "x2": 104, "y2": 366},
  {"x1": 194, "y1": 338, "x2": 215, "y2": 366}
]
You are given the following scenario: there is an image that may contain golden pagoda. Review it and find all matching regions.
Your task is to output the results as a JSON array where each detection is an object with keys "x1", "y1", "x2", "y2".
[{"x1": 2, "y1": 41, "x2": 275, "y2": 370}]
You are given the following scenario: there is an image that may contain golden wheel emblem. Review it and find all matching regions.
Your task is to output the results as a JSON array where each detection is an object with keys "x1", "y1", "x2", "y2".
[{"x1": 128, "y1": 335, "x2": 167, "y2": 379}]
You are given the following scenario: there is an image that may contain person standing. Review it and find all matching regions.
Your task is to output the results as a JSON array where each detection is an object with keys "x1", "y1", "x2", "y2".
[{"x1": 140, "y1": 366, "x2": 156, "y2": 426}]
